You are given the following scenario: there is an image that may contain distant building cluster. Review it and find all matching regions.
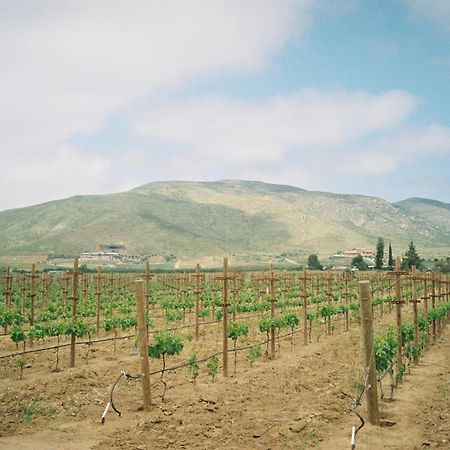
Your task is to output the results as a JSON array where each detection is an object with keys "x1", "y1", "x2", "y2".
[
  {"x1": 328, "y1": 247, "x2": 376, "y2": 271},
  {"x1": 331, "y1": 248, "x2": 375, "y2": 259},
  {"x1": 80, "y1": 243, "x2": 146, "y2": 264}
]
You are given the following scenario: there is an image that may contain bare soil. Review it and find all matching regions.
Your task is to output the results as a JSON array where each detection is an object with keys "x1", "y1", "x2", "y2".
[{"x1": 0, "y1": 317, "x2": 448, "y2": 450}]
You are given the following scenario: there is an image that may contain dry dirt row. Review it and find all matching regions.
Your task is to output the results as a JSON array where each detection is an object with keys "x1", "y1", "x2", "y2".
[{"x1": 0, "y1": 315, "x2": 448, "y2": 450}]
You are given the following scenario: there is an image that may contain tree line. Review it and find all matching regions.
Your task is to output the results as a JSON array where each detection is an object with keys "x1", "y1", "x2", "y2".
[{"x1": 307, "y1": 239, "x2": 449, "y2": 272}]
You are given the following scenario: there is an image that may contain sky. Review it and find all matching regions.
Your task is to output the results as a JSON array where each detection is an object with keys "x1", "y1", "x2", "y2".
[{"x1": 1, "y1": 0, "x2": 450, "y2": 211}]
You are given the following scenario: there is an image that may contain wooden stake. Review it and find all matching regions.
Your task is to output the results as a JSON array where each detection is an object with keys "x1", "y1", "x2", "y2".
[
  {"x1": 5, "y1": 267, "x2": 12, "y2": 309},
  {"x1": 437, "y1": 274, "x2": 442, "y2": 335},
  {"x1": 326, "y1": 271, "x2": 333, "y2": 335},
  {"x1": 431, "y1": 274, "x2": 437, "y2": 341},
  {"x1": 410, "y1": 266, "x2": 420, "y2": 358},
  {"x1": 422, "y1": 273, "x2": 429, "y2": 346},
  {"x1": 144, "y1": 260, "x2": 153, "y2": 313},
  {"x1": 358, "y1": 280, "x2": 380, "y2": 426},
  {"x1": 388, "y1": 258, "x2": 406, "y2": 378},
  {"x1": 96, "y1": 266, "x2": 102, "y2": 335},
  {"x1": 135, "y1": 280, "x2": 151, "y2": 411},
  {"x1": 344, "y1": 272, "x2": 350, "y2": 331},
  {"x1": 109, "y1": 272, "x2": 114, "y2": 307},
  {"x1": 217, "y1": 258, "x2": 233, "y2": 377},
  {"x1": 193, "y1": 264, "x2": 201, "y2": 341},
  {"x1": 62, "y1": 271, "x2": 69, "y2": 310},
  {"x1": 20, "y1": 274, "x2": 26, "y2": 314},
  {"x1": 30, "y1": 263, "x2": 37, "y2": 326},
  {"x1": 300, "y1": 268, "x2": 309, "y2": 346},
  {"x1": 269, "y1": 265, "x2": 276, "y2": 359},
  {"x1": 69, "y1": 258, "x2": 79, "y2": 368}
]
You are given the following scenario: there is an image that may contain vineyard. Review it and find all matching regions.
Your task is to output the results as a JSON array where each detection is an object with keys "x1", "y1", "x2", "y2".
[{"x1": 0, "y1": 259, "x2": 449, "y2": 449}]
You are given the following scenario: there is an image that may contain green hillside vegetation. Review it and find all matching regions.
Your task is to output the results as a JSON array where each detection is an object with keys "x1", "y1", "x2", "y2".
[
  {"x1": 0, "y1": 180, "x2": 449, "y2": 259},
  {"x1": 394, "y1": 198, "x2": 450, "y2": 232}
]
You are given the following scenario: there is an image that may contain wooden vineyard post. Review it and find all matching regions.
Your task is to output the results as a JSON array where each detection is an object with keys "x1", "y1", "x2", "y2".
[
  {"x1": 30, "y1": 263, "x2": 37, "y2": 327},
  {"x1": 437, "y1": 274, "x2": 442, "y2": 336},
  {"x1": 388, "y1": 258, "x2": 407, "y2": 380},
  {"x1": 69, "y1": 258, "x2": 79, "y2": 368},
  {"x1": 95, "y1": 266, "x2": 102, "y2": 335},
  {"x1": 447, "y1": 274, "x2": 450, "y2": 304},
  {"x1": 135, "y1": 280, "x2": 151, "y2": 411},
  {"x1": 181, "y1": 272, "x2": 189, "y2": 324},
  {"x1": 447, "y1": 275, "x2": 450, "y2": 320},
  {"x1": 2, "y1": 268, "x2": 12, "y2": 334},
  {"x1": 192, "y1": 264, "x2": 202, "y2": 341},
  {"x1": 300, "y1": 268, "x2": 310, "y2": 346},
  {"x1": 326, "y1": 271, "x2": 333, "y2": 335},
  {"x1": 338, "y1": 282, "x2": 344, "y2": 322},
  {"x1": 211, "y1": 277, "x2": 218, "y2": 322},
  {"x1": 40, "y1": 272, "x2": 46, "y2": 309},
  {"x1": 144, "y1": 260, "x2": 153, "y2": 314},
  {"x1": 4, "y1": 267, "x2": 12, "y2": 309},
  {"x1": 431, "y1": 274, "x2": 437, "y2": 342},
  {"x1": 232, "y1": 268, "x2": 238, "y2": 321},
  {"x1": 410, "y1": 266, "x2": 421, "y2": 360},
  {"x1": 257, "y1": 274, "x2": 266, "y2": 318},
  {"x1": 344, "y1": 272, "x2": 351, "y2": 331},
  {"x1": 217, "y1": 258, "x2": 233, "y2": 377},
  {"x1": 20, "y1": 274, "x2": 26, "y2": 314},
  {"x1": 281, "y1": 270, "x2": 288, "y2": 303},
  {"x1": 109, "y1": 272, "x2": 114, "y2": 307},
  {"x1": 62, "y1": 271, "x2": 69, "y2": 310},
  {"x1": 82, "y1": 273, "x2": 88, "y2": 302},
  {"x1": 379, "y1": 274, "x2": 384, "y2": 317},
  {"x1": 422, "y1": 273, "x2": 429, "y2": 346},
  {"x1": 358, "y1": 280, "x2": 379, "y2": 426},
  {"x1": 267, "y1": 265, "x2": 278, "y2": 359},
  {"x1": 316, "y1": 274, "x2": 320, "y2": 296}
]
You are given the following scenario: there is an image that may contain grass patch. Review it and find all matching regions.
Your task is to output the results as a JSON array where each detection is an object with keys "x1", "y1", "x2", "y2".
[{"x1": 17, "y1": 394, "x2": 55, "y2": 423}]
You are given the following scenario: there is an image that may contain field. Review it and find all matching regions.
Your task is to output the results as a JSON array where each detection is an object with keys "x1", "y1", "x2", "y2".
[{"x1": 0, "y1": 262, "x2": 449, "y2": 449}]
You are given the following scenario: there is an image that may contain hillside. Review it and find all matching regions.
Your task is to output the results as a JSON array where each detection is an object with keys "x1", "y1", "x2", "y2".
[{"x1": 0, "y1": 180, "x2": 449, "y2": 259}]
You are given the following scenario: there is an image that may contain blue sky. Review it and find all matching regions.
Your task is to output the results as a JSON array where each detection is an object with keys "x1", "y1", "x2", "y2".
[{"x1": 1, "y1": 0, "x2": 450, "y2": 211}]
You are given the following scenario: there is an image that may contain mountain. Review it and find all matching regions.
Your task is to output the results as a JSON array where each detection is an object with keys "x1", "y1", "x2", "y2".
[
  {"x1": 0, "y1": 180, "x2": 449, "y2": 259},
  {"x1": 394, "y1": 198, "x2": 450, "y2": 230}
]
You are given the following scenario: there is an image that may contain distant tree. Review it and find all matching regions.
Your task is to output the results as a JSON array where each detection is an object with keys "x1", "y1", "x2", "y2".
[
  {"x1": 79, "y1": 264, "x2": 89, "y2": 273},
  {"x1": 307, "y1": 254, "x2": 322, "y2": 270},
  {"x1": 401, "y1": 241, "x2": 423, "y2": 270},
  {"x1": 375, "y1": 237, "x2": 384, "y2": 270},
  {"x1": 433, "y1": 257, "x2": 450, "y2": 273},
  {"x1": 388, "y1": 243, "x2": 394, "y2": 270},
  {"x1": 351, "y1": 255, "x2": 368, "y2": 271}
]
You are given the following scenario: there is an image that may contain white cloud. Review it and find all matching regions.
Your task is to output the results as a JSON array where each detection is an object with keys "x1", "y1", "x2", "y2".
[
  {"x1": 2, "y1": 1, "x2": 449, "y2": 210},
  {"x1": 0, "y1": 147, "x2": 117, "y2": 210},
  {"x1": 337, "y1": 124, "x2": 450, "y2": 175},
  {"x1": 0, "y1": 0, "x2": 313, "y2": 210},
  {"x1": 130, "y1": 90, "x2": 450, "y2": 191},
  {"x1": 133, "y1": 89, "x2": 419, "y2": 165}
]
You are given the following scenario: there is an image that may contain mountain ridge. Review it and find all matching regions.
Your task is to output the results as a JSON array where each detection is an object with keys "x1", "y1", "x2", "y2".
[{"x1": 0, "y1": 180, "x2": 449, "y2": 258}]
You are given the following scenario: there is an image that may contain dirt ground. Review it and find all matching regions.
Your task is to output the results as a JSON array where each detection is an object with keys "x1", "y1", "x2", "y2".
[{"x1": 0, "y1": 315, "x2": 448, "y2": 450}]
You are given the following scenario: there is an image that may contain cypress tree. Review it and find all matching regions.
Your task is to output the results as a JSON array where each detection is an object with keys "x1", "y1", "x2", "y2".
[
  {"x1": 375, "y1": 237, "x2": 384, "y2": 270},
  {"x1": 388, "y1": 243, "x2": 394, "y2": 270}
]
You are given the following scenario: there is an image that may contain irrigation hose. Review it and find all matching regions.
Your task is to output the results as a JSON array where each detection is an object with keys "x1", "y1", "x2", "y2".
[
  {"x1": 101, "y1": 370, "x2": 142, "y2": 424},
  {"x1": 349, "y1": 350, "x2": 373, "y2": 448}
]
